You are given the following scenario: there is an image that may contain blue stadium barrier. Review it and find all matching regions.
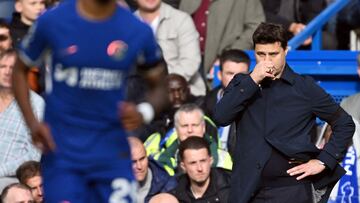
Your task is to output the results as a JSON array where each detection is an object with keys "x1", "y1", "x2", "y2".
[{"x1": 288, "y1": 0, "x2": 350, "y2": 50}]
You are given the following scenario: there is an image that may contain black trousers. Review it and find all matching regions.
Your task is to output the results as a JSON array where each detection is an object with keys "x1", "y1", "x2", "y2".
[{"x1": 250, "y1": 183, "x2": 314, "y2": 203}]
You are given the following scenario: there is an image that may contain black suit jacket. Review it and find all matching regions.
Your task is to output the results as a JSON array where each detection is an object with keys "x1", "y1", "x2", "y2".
[{"x1": 214, "y1": 64, "x2": 355, "y2": 203}]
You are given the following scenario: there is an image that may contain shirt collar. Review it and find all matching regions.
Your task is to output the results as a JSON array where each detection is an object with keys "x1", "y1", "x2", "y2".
[
  {"x1": 159, "y1": 2, "x2": 172, "y2": 21},
  {"x1": 279, "y1": 63, "x2": 296, "y2": 85}
]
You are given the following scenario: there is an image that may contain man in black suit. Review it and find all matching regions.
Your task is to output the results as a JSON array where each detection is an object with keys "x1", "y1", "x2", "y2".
[{"x1": 214, "y1": 22, "x2": 355, "y2": 203}]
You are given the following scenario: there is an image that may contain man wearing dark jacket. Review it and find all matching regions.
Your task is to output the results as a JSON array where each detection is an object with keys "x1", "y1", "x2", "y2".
[
  {"x1": 10, "y1": 0, "x2": 45, "y2": 46},
  {"x1": 202, "y1": 49, "x2": 250, "y2": 156},
  {"x1": 129, "y1": 137, "x2": 177, "y2": 203},
  {"x1": 170, "y1": 136, "x2": 231, "y2": 203},
  {"x1": 214, "y1": 23, "x2": 355, "y2": 203}
]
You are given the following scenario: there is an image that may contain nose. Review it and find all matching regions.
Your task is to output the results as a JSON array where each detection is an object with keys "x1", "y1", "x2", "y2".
[
  {"x1": 173, "y1": 90, "x2": 180, "y2": 98},
  {"x1": 187, "y1": 125, "x2": 193, "y2": 133},
  {"x1": 135, "y1": 161, "x2": 142, "y2": 169},
  {"x1": 196, "y1": 163, "x2": 203, "y2": 171},
  {"x1": 37, "y1": 187, "x2": 43, "y2": 196},
  {"x1": 5, "y1": 66, "x2": 12, "y2": 75}
]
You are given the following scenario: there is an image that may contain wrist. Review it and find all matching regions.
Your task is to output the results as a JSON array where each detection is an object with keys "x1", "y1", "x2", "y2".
[
  {"x1": 317, "y1": 160, "x2": 327, "y2": 169},
  {"x1": 136, "y1": 102, "x2": 154, "y2": 124},
  {"x1": 250, "y1": 73, "x2": 261, "y2": 85}
]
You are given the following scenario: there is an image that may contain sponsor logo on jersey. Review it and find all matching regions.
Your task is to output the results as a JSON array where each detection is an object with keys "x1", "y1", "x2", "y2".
[
  {"x1": 60, "y1": 45, "x2": 78, "y2": 57},
  {"x1": 66, "y1": 45, "x2": 78, "y2": 55}
]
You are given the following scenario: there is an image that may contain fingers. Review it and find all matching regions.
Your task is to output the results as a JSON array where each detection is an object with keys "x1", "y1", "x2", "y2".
[
  {"x1": 287, "y1": 164, "x2": 305, "y2": 176},
  {"x1": 32, "y1": 123, "x2": 56, "y2": 152},
  {"x1": 296, "y1": 172, "x2": 309, "y2": 180},
  {"x1": 303, "y1": 37, "x2": 312, "y2": 46},
  {"x1": 250, "y1": 61, "x2": 276, "y2": 83},
  {"x1": 287, "y1": 164, "x2": 309, "y2": 180},
  {"x1": 286, "y1": 159, "x2": 326, "y2": 180},
  {"x1": 41, "y1": 124, "x2": 56, "y2": 151},
  {"x1": 33, "y1": 141, "x2": 46, "y2": 152}
]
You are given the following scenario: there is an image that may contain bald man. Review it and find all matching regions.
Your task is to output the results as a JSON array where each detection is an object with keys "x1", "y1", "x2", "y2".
[
  {"x1": 1, "y1": 183, "x2": 34, "y2": 203},
  {"x1": 149, "y1": 193, "x2": 179, "y2": 203},
  {"x1": 128, "y1": 137, "x2": 177, "y2": 203}
]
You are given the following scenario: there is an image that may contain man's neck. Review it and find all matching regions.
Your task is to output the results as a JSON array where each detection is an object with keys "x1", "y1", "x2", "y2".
[
  {"x1": 190, "y1": 177, "x2": 210, "y2": 199},
  {"x1": 20, "y1": 16, "x2": 33, "y2": 26},
  {"x1": 138, "y1": 10, "x2": 160, "y2": 24},
  {"x1": 77, "y1": 0, "x2": 117, "y2": 21},
  {"x1": 0, "y1": 89, "x2": 14, "y2": 112}
]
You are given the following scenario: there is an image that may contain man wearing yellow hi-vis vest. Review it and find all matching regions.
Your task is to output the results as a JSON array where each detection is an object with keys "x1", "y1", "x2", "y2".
[{"x1": 144, "y1": 103, "x2": 232, "y2": 176}]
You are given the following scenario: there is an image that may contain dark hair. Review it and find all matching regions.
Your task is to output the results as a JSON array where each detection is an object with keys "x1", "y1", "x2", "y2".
[
  {"x1": 219, "y1": 49, "x2": 250, "y2": 71},
  {"x1": 179, "y1": 136, "x2": 211, "y2": 161},
  {"x1": 253, "y1": 23, "x2": 288, "y2": 50},
  {"x1": 16, "y1": 161, "x2": 41, "y2": 184},
  {"x1": 1, "y1": 183, "x2": 32, "y2": 202}
]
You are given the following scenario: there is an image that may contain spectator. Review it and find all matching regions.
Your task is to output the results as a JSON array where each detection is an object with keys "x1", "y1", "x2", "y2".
[
  {"x1": 0, "y1": 19, "x2": 12, "y2": 53},
  {"x1": 339, "y1": 54, "x2": 360, "y2": 120},
  {"x1": 16, "y1": 161, "x2": 43, "y2": 203},
  {"x1": 260, "y1": 0, "x2": 336, "y2": 49},
  {"x1": 128, "y1": 137, "x2": 177, "y2": 203},
  {"x1": 0, "y1": 49, "x2": 43, "y2": 192},
  {"x1": 153, "y1": 103, "x2": 232, "y2": 175},
  {"x1": 202, "y1": 49, "x2": 250, "y2": 155},
  {"x1": 322, "y1": 53, "x2": 360, "y2": 202},
  {"x1": 141, "y1": 74, "x2": 205, "y2": 143},
  {"x1": 166, "y1": 73, "x2": 203, "y2": 110},
  {"x1": 125, "y1": 0, "x2": 180, "y2": 10},
  {"x1": 179, "y1": 0, "x2": 264, "y2": 82},
  {"x1": 149, "y1": 193, "x2": 179, "y2": 203},
  {"x1": 214, "y1": 22, "x2": 354, "y2": 203},
  {"x1": 1, "y1": 183, "x2": 34, "y2": 203},
  {"x1": 9, "y1": 0, "x2": 46, "y2": 94},
  {"x1": 10, "y1": 0, "x2": 46, "y2": 46},
  {"x1": 336, "y1": 0, "x2": 360, "y2": 49},
  {"x1": 135, "y1": 0, "x2": 206, "y2": 96},
  {"x1": 169, "y1": 136, "x2": 231, "y2": 202}
]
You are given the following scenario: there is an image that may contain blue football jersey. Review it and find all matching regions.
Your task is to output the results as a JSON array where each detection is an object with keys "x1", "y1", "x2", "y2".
[{"x1": 18, "y1": 1, "x2": 162, "y2": 159}]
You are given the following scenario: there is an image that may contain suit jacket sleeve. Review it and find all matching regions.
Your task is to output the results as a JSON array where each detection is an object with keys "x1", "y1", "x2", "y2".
[
  {"x1": 167, "y1": 13, "x2": 201, "y2": 82},
  {"x1": 231, "y1": 0, "x2": 265, "y2": 50},
  {"x1": 213, "y1": 74, "x2": 259, "y2": 126},
  {"x1": 305, "y1": 76, "x2": 355, "y2": 170}
]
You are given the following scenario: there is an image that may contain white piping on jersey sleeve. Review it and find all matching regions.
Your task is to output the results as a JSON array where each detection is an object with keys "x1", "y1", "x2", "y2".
[
  {"x1": 17, "y1": 48, "x2": 48, "y2": 69},
  {"x1": 44, "y1": 50, "x2": 53, "y2": 94}
]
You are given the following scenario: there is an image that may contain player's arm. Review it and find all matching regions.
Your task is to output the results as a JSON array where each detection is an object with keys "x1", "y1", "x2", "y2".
[
  {"x1": 120, "y1": 59, "x2": 168, "y2": 132},
  {"x1": 121, "y1": 25, "x2": 169, "y2": 133},
  {"x1": 13, "y1": 17, "x2": 55, "y2": 152},
  {"x1": 13, "y1": 57, "x2": 55, "y2": 152}
]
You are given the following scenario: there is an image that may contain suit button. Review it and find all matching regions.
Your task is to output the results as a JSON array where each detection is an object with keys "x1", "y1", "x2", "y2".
[
  {"x1": 240, "y1": 88, "x2": 244, "y2": 93},
  {"x1": 256, "y1": 163, "x2": 262, "y2": 169}
]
